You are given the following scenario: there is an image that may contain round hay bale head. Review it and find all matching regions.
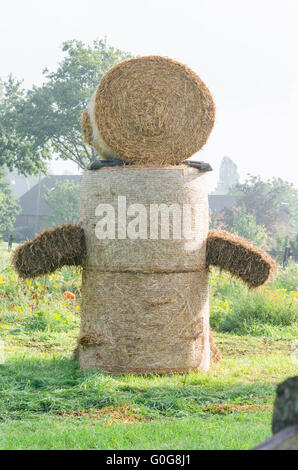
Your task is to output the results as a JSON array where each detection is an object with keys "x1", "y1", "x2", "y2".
[
  {"x1": 78, "y1": 166, "x2": 211, "y2": 374},
  {"x1": 92, "y1": 56, "x2": 215, "y2": 165}
]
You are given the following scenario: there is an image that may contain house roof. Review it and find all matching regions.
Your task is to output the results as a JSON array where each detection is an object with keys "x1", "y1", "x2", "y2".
[
  {"x1": 8, "y1": 173, "x2": 30, "y2": 198},
  {"x1": 18, "y1": 175, "x2": 81, "y2": 216}
]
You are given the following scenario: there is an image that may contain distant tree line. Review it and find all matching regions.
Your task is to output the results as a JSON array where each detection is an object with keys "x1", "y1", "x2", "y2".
[{"x1": 211, "y1": 174, "x2": 298, "y2": 255}]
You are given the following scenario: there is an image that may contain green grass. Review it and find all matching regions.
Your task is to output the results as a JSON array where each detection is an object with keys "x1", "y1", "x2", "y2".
[
  {"x1": 1, "y1": 414, "x2": 271, "y2": 450},
  {"x1": 0, "y1": 334, "x2": 295, "y2": 449},
  {"x1": 0, "y1": 243, "x2": 297, "y2": 449},
  {"x1": 210, "y1": 267, "x2": 298, "y2": 338}
]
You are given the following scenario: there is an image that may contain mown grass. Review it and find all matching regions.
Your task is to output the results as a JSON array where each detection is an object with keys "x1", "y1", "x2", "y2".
[
  {"x1": 0, "y1": 243, "x2": 297, "y2": 449},
  {"x1": 1, "y1": 413, "x2": 271, "y2": 450}
]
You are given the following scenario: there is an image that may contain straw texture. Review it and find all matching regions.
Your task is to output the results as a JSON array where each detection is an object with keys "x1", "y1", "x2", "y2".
[
  {"x1": 78, "y1": 271, "x2": 210, "y2": 374},
  {"x1": 81, "y1": 108, "x2": 93, "y2": 146},
  {"x1": 80, "y1": 167, "x2": 209, "y2": 272},
  {"x1": 79, "y1": 166, "x2": 211, "y2": 373},
  {"x1": 88, "y1": 56, "x2": 215, "y2": 165},
  {"x1": 87, "y1": 92, "x2": 120, "y2": 159},
  {"x1": 209, "y1": 329, "x2": 222, "y2": 363},
  {"x1": 12, "y1": 224, "x2": 86, "y2": 278},
  {"x1": 206, "y1": 230, "x2": 276, "y2": 288}
]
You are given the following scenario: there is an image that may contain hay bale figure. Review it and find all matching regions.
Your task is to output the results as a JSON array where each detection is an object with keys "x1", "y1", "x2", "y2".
[
  {"x1": 78, "y1": 166, "x2": 211, "y2": 373},
  {"x1": 13, "y1": 56, "x2": 276, "y2": 374},
  {"x1": 13, "y1": 169, "x2": 275, "y2": 374}
]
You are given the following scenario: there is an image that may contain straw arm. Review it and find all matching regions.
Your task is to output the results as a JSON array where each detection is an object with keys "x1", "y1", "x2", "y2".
[
  {"x1": 12, "y1": 224, "x2": 87, "y2": 279},
  {"x1": 206, "y1": 229, "x2": 276, "y2": 288}
]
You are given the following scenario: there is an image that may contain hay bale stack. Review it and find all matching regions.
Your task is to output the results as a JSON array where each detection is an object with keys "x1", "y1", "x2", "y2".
[
  {"x1": 206, "y1": 230, "x2": 276, "y2": 288},
  {"x1": 84, "y1": 56, "x2": 215, "y2": 165},
  {"x1": 12, "y1": 224, "x2": 86, "y2": 278},
  {"x1": 78, "y1": 166, "x2": 211, "y2": 373}
]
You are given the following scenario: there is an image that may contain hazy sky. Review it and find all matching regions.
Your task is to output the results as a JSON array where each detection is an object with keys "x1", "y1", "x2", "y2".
[{"x1": 1, "y1": 0, "x2": 297, "y2": 190}]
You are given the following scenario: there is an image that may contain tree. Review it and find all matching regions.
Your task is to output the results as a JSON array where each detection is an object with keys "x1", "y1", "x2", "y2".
[
  {"x1": 15, "y1": 40, "x2": 131, "y2": 171},
  {"x1": 229, "y1": 206, "x2": 268, "y2": 248},
  {"x1": 0, "y1": 167, "x2": 21, "y2": 236},
  {"x1": 211, "y1": 174, "x2": 298, "y2": 250},
  {"x1": 42, "y1": 180, "x2": 80, "y2": 226},
  {"x1": 0, "y1": 76, "x2": 49, "y2": 175},
  {"x1": 211, "y1": 204, "x2": 269, "y2": 248},
  {"x1": 229, "y1": 175, "x2": 298, "y2": 235},
  {"x1": 0, "y1": 39, "x2": 131, "y2": 174}
]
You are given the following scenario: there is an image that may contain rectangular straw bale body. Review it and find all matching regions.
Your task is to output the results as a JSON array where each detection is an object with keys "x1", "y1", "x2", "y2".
[{"x1": 78, "y1": 167, "x2": 211, "y2": 373}]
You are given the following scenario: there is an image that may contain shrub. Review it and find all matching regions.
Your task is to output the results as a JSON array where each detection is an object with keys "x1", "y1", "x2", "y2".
[
  {"x1": 0, "y1": 248, "x2": 81, "y2": 333},
  {"x1": 270, "y1": 263, "x2": 298, "y2": 292},
  {"x1": 210, "y1": 266, "x2": 298, "y2": 338},
  {"x1": 219, "y1": 290, "x2": 297, "y2": 330}
]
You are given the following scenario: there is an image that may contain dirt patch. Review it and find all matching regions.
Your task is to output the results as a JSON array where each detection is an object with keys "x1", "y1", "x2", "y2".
[
  {"x1": 55, "y1": 405, "x2": 147, "y2": 424},
  {"x1": 201, "y1": 403, "x2": 272, "y2": 414},
  {"x1": 215, "y1": 334, "x2": 292, "y2": 358}
]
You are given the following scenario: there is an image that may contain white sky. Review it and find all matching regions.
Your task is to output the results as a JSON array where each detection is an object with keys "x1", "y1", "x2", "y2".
[{"x1": 1, "y1": 0, "x2": 298, "y2": 190}]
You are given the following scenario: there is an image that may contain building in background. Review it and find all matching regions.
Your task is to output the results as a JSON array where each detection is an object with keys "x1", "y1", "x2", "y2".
[
  {"x1": 208, "y1": 194, "x2": 241, "y2": 213},
  {"x1": 213, "y1": 156, "x2": 240, "y2": 195},
  {"x1": 6, "y1": 170, "x2": 30, "y2": 199},
  {"x1": 14, "y1": 175, "x2": 81, "y2": 240}
]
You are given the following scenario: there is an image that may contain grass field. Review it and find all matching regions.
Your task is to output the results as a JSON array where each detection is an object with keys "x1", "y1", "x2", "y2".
[{"x1": 0, "y1": 243, "x2": 297, "y2": 450}]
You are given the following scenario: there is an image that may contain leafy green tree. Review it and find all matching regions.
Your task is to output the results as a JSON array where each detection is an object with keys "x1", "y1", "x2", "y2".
[
  {"x1": 0, "y1": 39, "x2": 131, "y2": 174},
  {"x1": 229, "y1": 175, "x2": 298, "y2": 234},
  {"x1": 0, "y1": 77, "x2": 49, "y2": 175},
  {"x1": 211, "y1": 203, "x2": 269, "y2": 248},
  {"x1": 269, "y1": 178, "x2": 298, "y2": 232},
  {"x1": 0, "y1": 167, "x2": 21, "y2": 236},
  {"x1": 19, "y1": 40, "x2": 131, "y2": 170},
  {"x1": 42, "y1": 180, "x2": 80, "y2": 226},
  {"x1": 230, "y1": 206, "x2": 269, "y2": 248}
]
